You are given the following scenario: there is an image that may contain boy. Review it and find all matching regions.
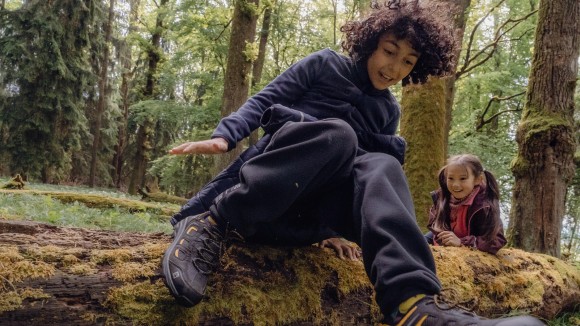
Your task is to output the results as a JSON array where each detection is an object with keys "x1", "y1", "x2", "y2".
[{"x1": 162, "y1": 3, "x2": 544, "y2": 325}]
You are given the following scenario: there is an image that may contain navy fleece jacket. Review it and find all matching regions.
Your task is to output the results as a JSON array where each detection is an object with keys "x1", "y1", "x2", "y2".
[{"x1": 212, "y1": 48, "x2": 405, "y2": 156}]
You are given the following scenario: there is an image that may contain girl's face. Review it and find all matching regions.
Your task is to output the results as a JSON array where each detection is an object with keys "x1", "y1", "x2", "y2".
[
  {"x1": 367, "y1": 33, "x2": 420, "y2": 90},
  {"x1": 445, "y1": 164, "x2": 483, "y2": 200}
]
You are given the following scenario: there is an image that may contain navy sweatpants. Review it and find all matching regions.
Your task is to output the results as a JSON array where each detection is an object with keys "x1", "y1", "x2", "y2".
[{"x1": 208, "y1": 119, "x2": 441, "y2": 315}]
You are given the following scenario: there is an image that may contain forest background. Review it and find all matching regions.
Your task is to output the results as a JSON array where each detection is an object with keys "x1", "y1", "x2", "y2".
[{"x1": 0, "y1": 0, "x2": 578, "y2": 263}]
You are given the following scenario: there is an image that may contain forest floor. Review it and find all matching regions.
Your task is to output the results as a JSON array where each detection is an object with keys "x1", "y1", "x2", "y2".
[{"x1": 0, "y1": 177, "x2": 578, "y2": 325}]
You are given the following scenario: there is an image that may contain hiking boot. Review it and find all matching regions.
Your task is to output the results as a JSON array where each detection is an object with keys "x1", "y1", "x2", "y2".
[
  {"x1": 388, "y1": 295, "x2": 545, "y2": 326},
  {"x1": 161, "y1": 212, "x2": 226, "y2": 307}
]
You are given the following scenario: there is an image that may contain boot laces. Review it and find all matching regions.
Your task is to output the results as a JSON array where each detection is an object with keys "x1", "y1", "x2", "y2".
[
  {"x1": 192, "y1": 224, "x2": 225, "y2": 274},
  {"x1": 429, "y1": 289, "x2": 480, "y2": 318}
]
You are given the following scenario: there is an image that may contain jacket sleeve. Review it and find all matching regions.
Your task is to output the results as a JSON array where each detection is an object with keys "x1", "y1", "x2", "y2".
[
  {"x1": 462, "y1": 206, "x2": 507, "y2": 254},
  {"x1": 260, "y1": 104, "x2": 317, "y2": 134},
  {"x1": 211, "y1": 50, "x2": 328, "y2": 150}
]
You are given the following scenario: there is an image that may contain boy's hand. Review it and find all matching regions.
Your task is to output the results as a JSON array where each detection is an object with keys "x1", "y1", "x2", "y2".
[
  {"x1": 169, "y1": 138, "x2": 228, "y2": 155},
  {"x1": 436, "y1": 231, "x2": 462, "y2": 247},
  {"x1": 319, "y1": 237, "x2": 361, "y2": 261}
]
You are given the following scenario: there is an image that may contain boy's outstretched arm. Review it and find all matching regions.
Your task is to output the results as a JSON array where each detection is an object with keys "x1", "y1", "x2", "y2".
[{"x1": 169, "y1": 138, "x2": 228, "y2": 155}]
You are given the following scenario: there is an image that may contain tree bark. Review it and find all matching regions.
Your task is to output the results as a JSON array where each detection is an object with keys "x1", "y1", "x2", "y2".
[
  {"x1": 128, "y1": 0, "x2": 167, "y2": 195},
  {"x1": 214, "y1": 0, "x2": 260, "y2": 173},
  {"x1": 89, "y1": 0, "x2": 116, "y2": 187},
  {"x1": 400, "y1": 0, "x2": 470, "y2": 229},
  {"x1": 248, "y1": 3, "x2": 273, "y2": 147},
  {"x1": 112, "y1": 0, "x2": 140, "y2": 189},
  {"x1": 400, "y1": 80, "x2": 447, "y2": 229},
  {"x1": 508, "y1": 0, "x2": 579, "y2": 257},
  {"x1": 1, "y1": 219, "x2": 578, "y2": 325}
]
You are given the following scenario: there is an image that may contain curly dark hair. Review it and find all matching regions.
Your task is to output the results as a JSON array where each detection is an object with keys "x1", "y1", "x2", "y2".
[{"x1": 340, "y1": 1, "x2": 456, "y2": 85}]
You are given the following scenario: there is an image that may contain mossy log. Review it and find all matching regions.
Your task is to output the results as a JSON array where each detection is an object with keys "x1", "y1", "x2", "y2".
[
  {"x1": 0, "y1": 219, "x2": 578, "y2": 326},
  {"x1": 138, "y1": 186, "x2": 189, "y2": 205},
  {"x1": 0, "y1": 189, "x2": 180, "y2": 217},
  {"x1": 0, "y1": 174, "x2": 26, "y2": 190}
]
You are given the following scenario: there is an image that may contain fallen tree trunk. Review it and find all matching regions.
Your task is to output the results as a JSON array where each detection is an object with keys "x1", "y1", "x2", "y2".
[
  {"x1": 138, "y1": 186, "x2": 189, "y2": 205},
  {"x1": 0, "y1": 188, "x2": 179, "y2": 217},
  {"x1": 0, "y1": 219, "x2": 578, "y2": 325}
]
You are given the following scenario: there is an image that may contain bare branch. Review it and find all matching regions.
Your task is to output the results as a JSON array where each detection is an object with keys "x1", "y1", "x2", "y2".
[
  {"x1": 476, "y1": 91, "x2": 525, "y2": 130},
  {"x1": 457, "y1": 1, "x2": 537, "y2": 79},
  {"x1": 214, "y1": 18, "x2": 233, "y2": 41},
  {"x1": 461, "y1": 0, "x2": 505, "y2": 71}
]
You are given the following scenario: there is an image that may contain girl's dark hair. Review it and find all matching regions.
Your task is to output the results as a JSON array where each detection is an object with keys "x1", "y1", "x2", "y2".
[
  {"x1": 432, "y1": 154, "x2": 502, "y2": 239},
  {"x1": 340, "y1": 1, "x2": 456, "y2": 85}
]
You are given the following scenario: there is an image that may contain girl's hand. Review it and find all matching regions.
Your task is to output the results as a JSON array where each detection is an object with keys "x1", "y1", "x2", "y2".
[
  {"x1": 436, "y1": 231, "x2": 462, "y2": 247},
  {"x1": 319, "y1": 237, "x2": 361, "y2": 261},
  {"x1": 169, "y1": 138, "x2": 228, "y2": 155}
]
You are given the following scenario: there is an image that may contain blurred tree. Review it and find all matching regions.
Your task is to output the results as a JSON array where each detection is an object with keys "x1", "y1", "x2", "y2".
[
  {"x1": 128, "y1": 0, "x2": 169, "y2": 194},
  {"x1": 89, "y1": 0, "x2": 116, "y2": 187},
  {"x1": 213, "y1": 0, "x2": 260, "y2": 173},
  {"x1": 0, "y1": 0, "x2": 95, "y2": 183}
]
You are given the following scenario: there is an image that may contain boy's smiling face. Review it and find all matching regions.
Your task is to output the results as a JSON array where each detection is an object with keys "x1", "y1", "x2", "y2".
[{"x1": 367, "y1": 33, "x2": 420, "y2": 90}]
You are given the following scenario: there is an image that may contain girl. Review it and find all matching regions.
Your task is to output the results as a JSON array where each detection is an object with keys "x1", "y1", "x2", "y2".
[{"x1": 426, "y1": 154, "x2": 507, "y2": 254}]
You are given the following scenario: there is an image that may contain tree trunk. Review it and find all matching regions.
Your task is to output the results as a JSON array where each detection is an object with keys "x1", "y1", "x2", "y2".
[
  {"x1": 508, "y1": 0, "x2": 579, "y2": 257},
  {"x1": 90, "y1": 0, "x2": 116, "y2": 187},
  {"x1": 0, "y1": 219, "x2": 578, "y2": 325},
  {"x1": 400, "y1": 80, "x2": 447, "y2": 228},
  {"x1": 400, "y1": 0, "x2": 470, "y2": 229},
  {"x1": 443, "y1": 0, "x2": 471, "y2": 154},
  {"x1": 113, "y1": 0, "x2": 140, "y2": 189},
  {"x1": 248, "y1": 3, "x2": 273, "y2": 147},
  {"x1": 214, "y1": 0, "x2": 260, "y2": 173},
  {"x1": 128, "y1": 0, "x2": 167, "y2": 194},
  {"x1": 128, "y1": 119, "x2": 154, "y2": 195}
]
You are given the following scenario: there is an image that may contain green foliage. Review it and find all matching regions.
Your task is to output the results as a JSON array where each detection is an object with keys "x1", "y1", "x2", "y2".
[
  {"x1": 0, "y1": 0, "x2": 96, "y2": 182},
  {"x1": 149, "y1": 153, "x2": 214, "y2": 197},
  {"x1": 0, "y1": 193, "x2": 171, "y2": 233},
  {"x1": 123, "y1": 100, "x2": 219, "y2": 194},
  {"x1": 0, "y1": 178, "x2": 172, "y2": 234},
  {"x1": 547, "y1": 311, "x2": 580, "y2": 326}
]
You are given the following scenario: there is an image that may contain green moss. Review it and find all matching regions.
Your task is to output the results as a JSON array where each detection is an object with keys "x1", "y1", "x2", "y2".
[
  {"x1": 0, "y1": 288, "x2": 51, "y2": 313},
  {"x1": 0, "y1": 246, "x2": 55, "y2": 284},
  {"x1": 68, "y1": 262, "x2": 98, "y2": 276},
  {"x1": 400, "y1": 79, "x2": 447, "y2": 229},
  {"x1": 434, "y1": 247, "x2": 580, "y2": 317},
  {"x1": 243, "y1": 41, "x2": 259, "y2": 62},
  {"x1": 0, "y1": 189, "x2": 179, "y2": 217},
  {"x1": 140, "y1": 242, "x2": 168, "y2": 261},
  {"x1": 105, "y1": 245, "x2": 374, "y2": 326},
  {"x1": 105, "y1": 280, "x2": 181, "y2": 325},
  {"x1": 112, "y1": 262, "x2": 157, "y2": 282},
  {"x1": 91, "y1": 248, "x2": 134, "y2": 265},
  {"x1": 0, "y1": 246, "x2": 54, "y2": 312}
]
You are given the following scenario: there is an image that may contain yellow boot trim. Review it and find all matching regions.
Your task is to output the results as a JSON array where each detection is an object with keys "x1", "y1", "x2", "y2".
[{"x1": 399, "y1": 294, "x2": 425, "y2": 314}]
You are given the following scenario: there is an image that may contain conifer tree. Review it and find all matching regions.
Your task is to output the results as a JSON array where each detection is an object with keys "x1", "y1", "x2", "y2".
[{"x1": 0, "y1": 0, "x2": 95, "y2": 182}]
